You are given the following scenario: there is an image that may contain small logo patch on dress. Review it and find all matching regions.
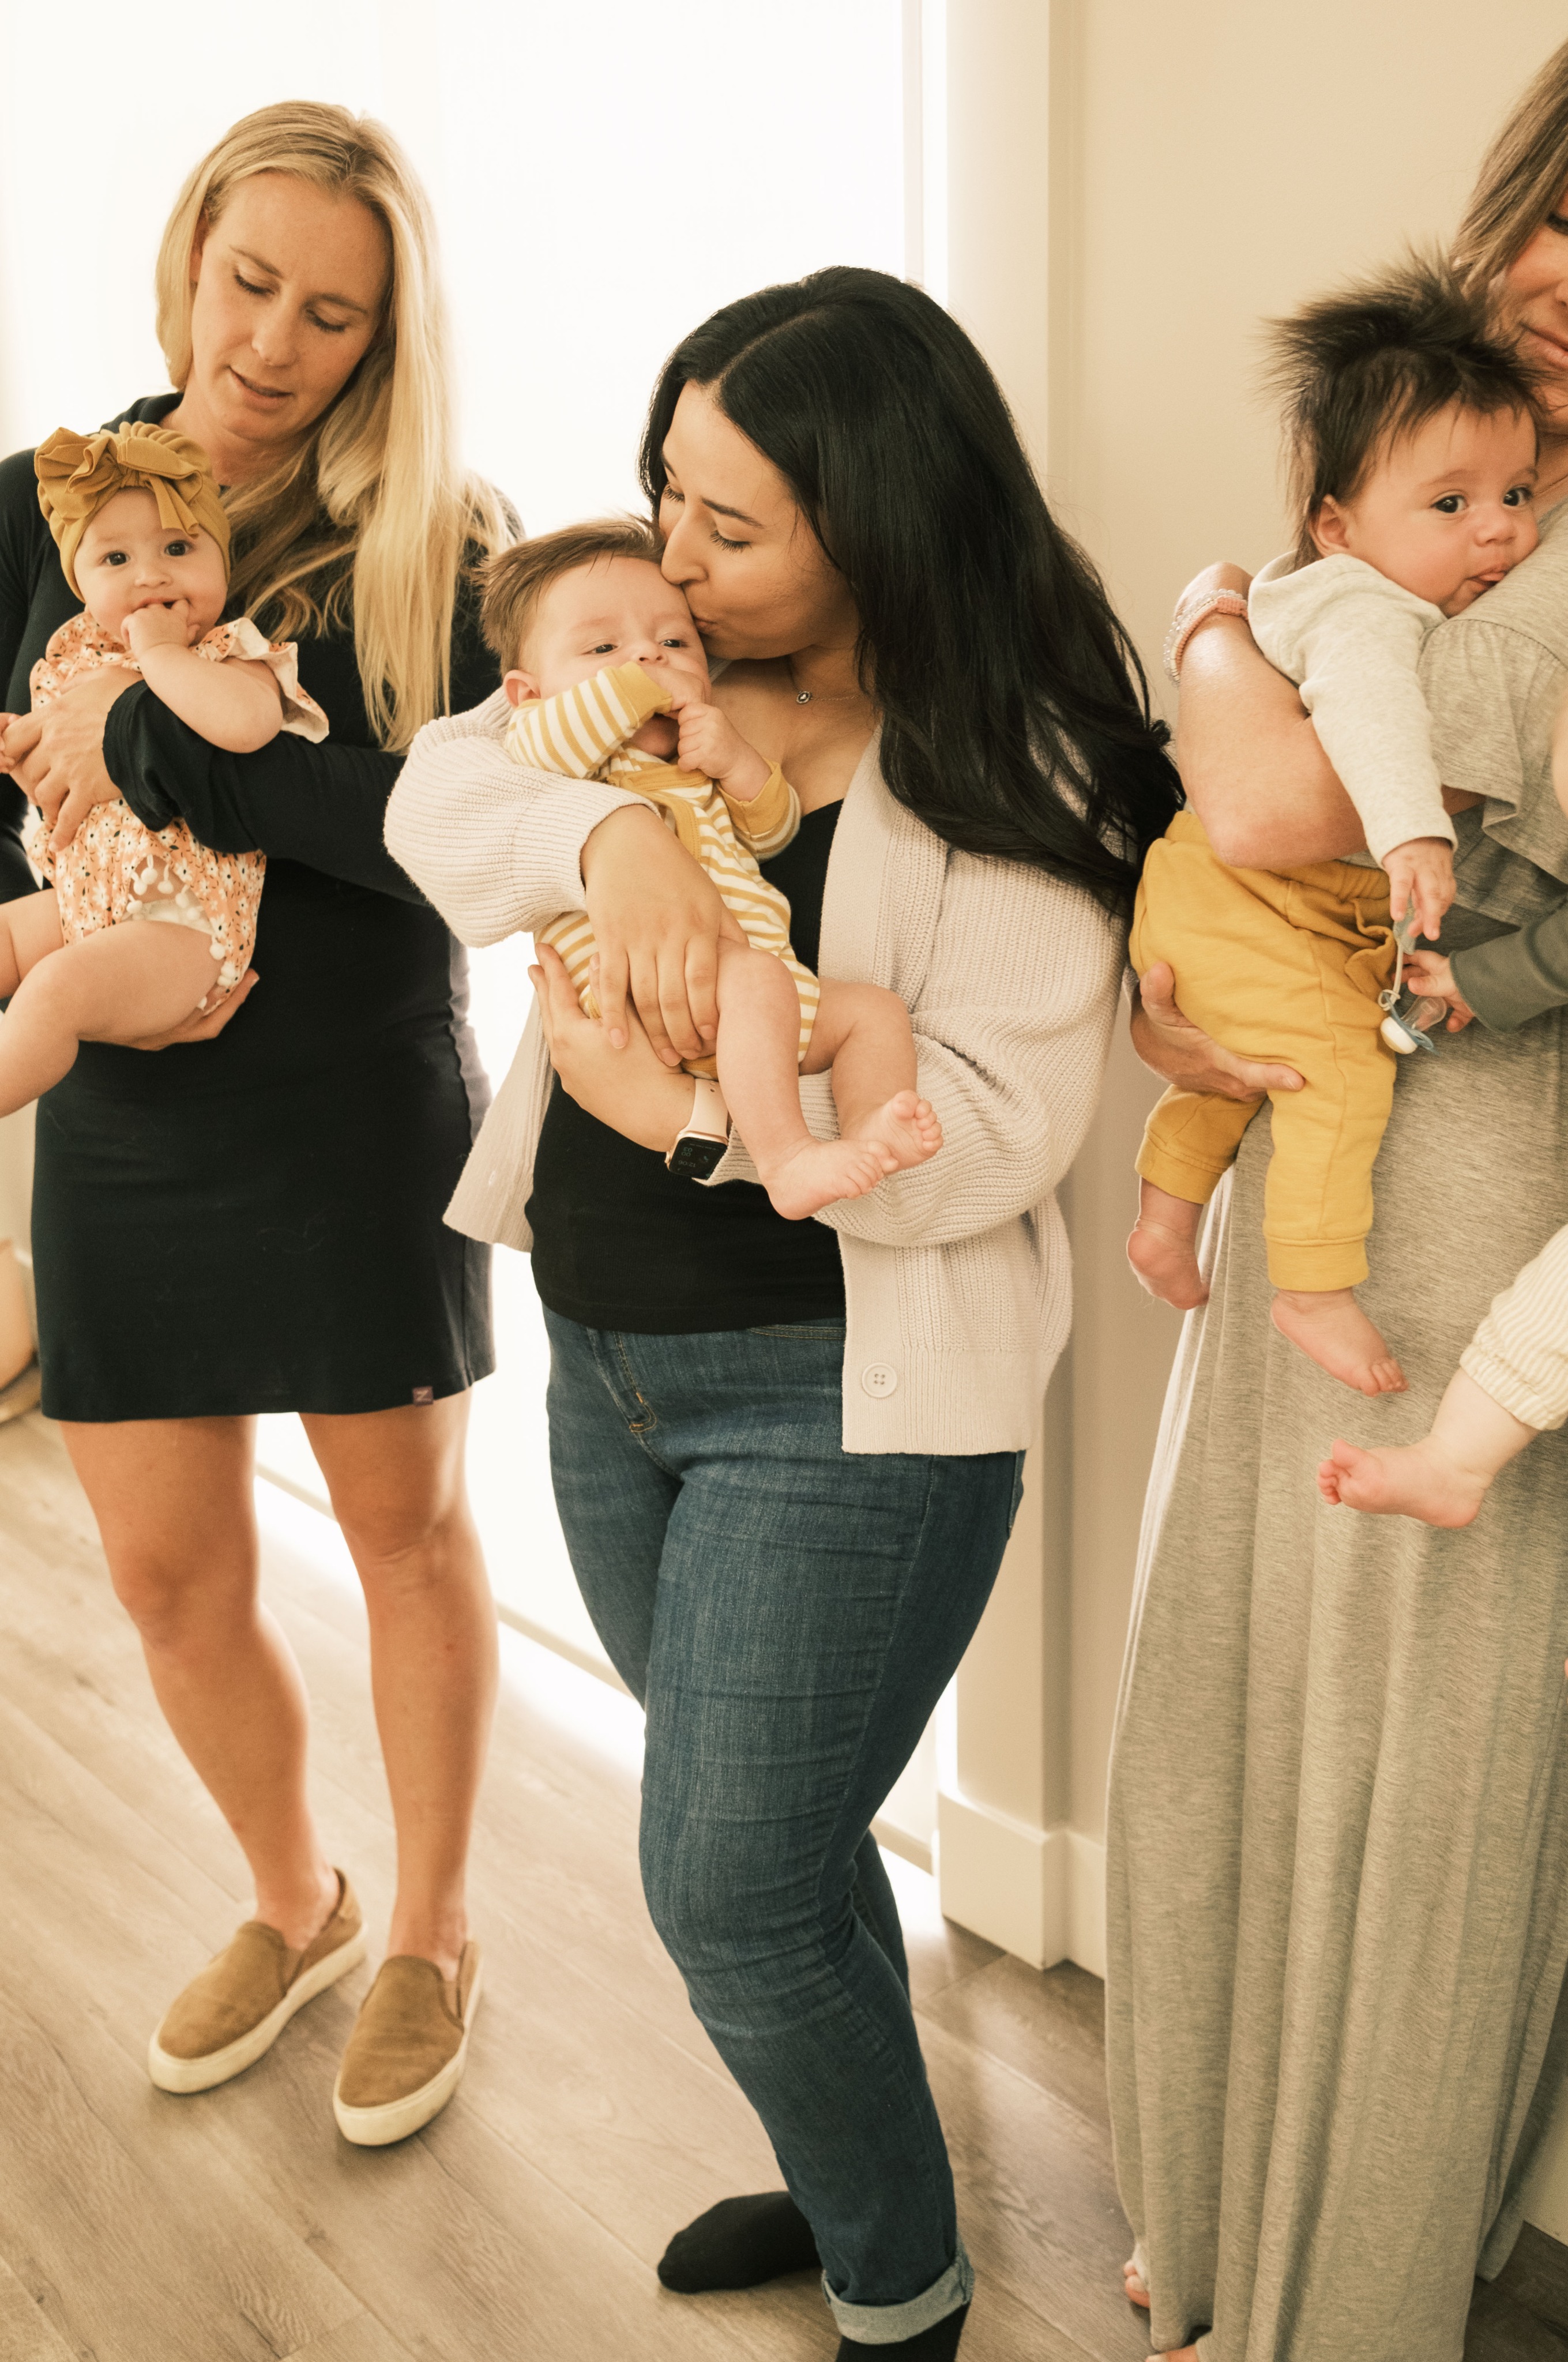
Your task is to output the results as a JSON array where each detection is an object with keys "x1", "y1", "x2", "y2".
[{"x1": 411, "y1": 1385, "x2": 434, "y2": 1405}]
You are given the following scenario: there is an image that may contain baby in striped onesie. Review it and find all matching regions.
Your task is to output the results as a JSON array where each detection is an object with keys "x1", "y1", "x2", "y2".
[{"x1": 483, "y1": 520, "x2": 941, "y2": 1219}]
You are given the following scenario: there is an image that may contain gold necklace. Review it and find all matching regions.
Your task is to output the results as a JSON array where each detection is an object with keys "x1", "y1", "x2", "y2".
[{"x1": 787, "y1": 659, "x2": 866, "y2": 706}]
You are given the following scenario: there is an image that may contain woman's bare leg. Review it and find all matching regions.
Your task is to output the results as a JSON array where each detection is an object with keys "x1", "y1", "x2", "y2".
[
  {"x1": 61, "y1": 1415, "x2": 339, "y2": 1949},
  {"x1": 302, "y1": 1396, "x2": 497, "y2": 1980}
]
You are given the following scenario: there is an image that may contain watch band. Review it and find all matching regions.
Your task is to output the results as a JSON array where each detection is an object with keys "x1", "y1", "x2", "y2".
[{"x1": 665, "y1": 1074, "x2": 731, "y2": 1180}]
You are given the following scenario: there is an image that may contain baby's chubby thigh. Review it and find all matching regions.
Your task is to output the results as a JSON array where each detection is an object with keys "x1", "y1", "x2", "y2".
[
  {"x1": 1134, "y1": 835, "x2": 1364, "y2": 1071},
  {"x1": 0, "y1": 883, "x2": 66, "y2": 994},
  {"x1": 22, "y1": 917, "x2": 220, "y2": 1044},
  {"x1": 713, "y1": 930, "x2": 809, "y2": 1040},
  {"x1": 800, "y1": 977, "x2": 913, "y2": 1079}
]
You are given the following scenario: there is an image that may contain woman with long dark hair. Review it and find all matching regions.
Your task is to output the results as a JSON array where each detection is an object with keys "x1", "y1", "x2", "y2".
[{"x1": 390, "y1": 266, "x2": 1178, "y2": 2355}]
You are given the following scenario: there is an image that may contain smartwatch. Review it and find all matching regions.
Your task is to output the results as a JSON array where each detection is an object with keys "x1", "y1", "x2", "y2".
[{"x1": 665, "y1": 1074, "x2": 731, "y2": 1181}]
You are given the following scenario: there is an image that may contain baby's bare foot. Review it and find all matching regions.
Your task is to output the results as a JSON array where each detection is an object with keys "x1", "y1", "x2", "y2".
[
  {"x1": 1127, "y1": 1218, "x2": 1210, "y2": 1311},
  {"x1": 850, "y1": 1089, "x2": 942, "y2": 1173},
  {"x1": 1270, "y1": 1288, "x2": 1406, "y2": 1396},
  {"x1": 760, "y1": 1137, "x2": 894, "y2": 1220},
  {"x1": 1317, "y1": 1435, "x2": 1487, "y2": 1527}
]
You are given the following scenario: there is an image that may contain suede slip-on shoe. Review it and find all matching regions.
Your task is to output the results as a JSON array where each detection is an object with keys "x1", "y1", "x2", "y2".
[
  {"x1": 332, "y1": 1940, "x2": 483, "y2": 2146},
  {"x1": 148, "y1": 1872, "x2": 366, "y2": 2094}
]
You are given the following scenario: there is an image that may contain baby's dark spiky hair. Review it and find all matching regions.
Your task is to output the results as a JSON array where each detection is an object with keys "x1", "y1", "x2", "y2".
[{"x1": 1266, "y1": 254, "x2": 1541, "y2": 566}]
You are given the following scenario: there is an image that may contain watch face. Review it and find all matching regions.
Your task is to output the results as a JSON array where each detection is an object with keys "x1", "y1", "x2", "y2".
[{"x1": 667, "y1": 1133, "x2": 729, "y2": 1183}]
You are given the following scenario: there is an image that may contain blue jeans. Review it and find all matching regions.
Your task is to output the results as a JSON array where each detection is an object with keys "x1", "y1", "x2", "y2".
[{"x1": 543, "y1": 1311, "x2": 1024, "y2": 2341}]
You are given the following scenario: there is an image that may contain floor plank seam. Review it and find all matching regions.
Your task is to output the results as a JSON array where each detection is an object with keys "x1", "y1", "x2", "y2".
[
  {"x1": 0, "y1": 1680, "x2": 253, "y2": 1920},
  {"x1": 913, "y1": 1994, "x2": 1116, "y2": 2150}
]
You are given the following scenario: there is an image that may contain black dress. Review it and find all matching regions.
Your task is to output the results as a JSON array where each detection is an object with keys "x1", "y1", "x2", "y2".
[{"x1": 0, "y1": 396, "x2": 497, "y2": 1419}]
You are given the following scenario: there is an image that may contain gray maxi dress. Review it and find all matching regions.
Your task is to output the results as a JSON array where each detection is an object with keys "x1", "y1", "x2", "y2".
[{"x1": 1105, "y1": 501, "x2": 1568, "y2": 2362}]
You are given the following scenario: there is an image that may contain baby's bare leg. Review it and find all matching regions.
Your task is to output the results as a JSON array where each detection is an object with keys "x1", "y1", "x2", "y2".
[
  {"x1": 0, "y1": 887, "x2": 65, "y2": 999},
  {"x1": 806, "y1": 979, "x2": 942, "y2": 1172},
  {"x1": 1127, "y1": 1179, "x2": 1210, "y2": 1311},
  {"x1": 0, "y1": 922, "x2": 218, "y2": 1115},
  {"x1": 712, "y1": 942, "x2": 894, "y2": 1220},
  {"x1": 1270, "y1": 1289, "x2": 1406, "y2": 1397},
  {"x1": 1317, "y1": 1368, "x2": 1536, "y2": 1527}
]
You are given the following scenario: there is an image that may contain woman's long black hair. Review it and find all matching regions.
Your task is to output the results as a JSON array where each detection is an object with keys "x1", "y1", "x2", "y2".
[{"x1": 641, "y1": 266, "x2": 1180, "y2": 916}]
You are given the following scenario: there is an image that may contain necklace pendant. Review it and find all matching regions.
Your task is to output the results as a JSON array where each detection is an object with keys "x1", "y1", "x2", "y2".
[{"x1": 795, "y1": 689, "x2": 812, "y2": 704}]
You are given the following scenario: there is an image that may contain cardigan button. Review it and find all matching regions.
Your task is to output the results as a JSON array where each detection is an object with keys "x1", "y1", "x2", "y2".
[{"x1": 861, "y1": 1363, "x2": 899, "y2": 1398}]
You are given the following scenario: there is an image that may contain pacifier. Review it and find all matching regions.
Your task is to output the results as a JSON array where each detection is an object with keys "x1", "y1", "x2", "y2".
[{"x1": 1377, "y1": 909, "x2": 1442, "y2": 1055}]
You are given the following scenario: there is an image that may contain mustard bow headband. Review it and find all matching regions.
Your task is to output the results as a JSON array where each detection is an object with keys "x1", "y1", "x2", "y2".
[{"x1": 35, "y1": 423, "x2": 231, "y2": 599}]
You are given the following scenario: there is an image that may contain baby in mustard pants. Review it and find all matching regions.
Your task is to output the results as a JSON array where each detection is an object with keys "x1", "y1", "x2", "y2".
[
  {"x1": 1129, "y1": 262, "x2": 1541, "y2": 1394},
  {"x1": 480, "y1": 518, "x2": 942, "y2": 1218}
]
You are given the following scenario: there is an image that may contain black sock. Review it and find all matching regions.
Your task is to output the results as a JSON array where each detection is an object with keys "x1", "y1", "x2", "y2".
[
  {"x1": 836, "y1": 2301, "x2": 969, "y2": 2359},
  {"x1": 656, "y1": 2191, "x2": 820, "y2": 2293}
]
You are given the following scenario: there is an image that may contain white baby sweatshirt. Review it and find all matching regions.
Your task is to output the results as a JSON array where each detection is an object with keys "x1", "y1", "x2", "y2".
[{"x1": 1248, "y1": 552, "x2": 1457, "y2": 866}]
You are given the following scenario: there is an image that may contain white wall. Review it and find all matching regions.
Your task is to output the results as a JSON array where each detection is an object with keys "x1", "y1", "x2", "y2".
[{"x1": 0, "y1": 2, "x2": 906, "y2": 528}]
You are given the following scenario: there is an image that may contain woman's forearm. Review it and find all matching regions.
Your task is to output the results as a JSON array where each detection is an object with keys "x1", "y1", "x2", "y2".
[
  {"x1": 385, "y1": 694, "x2": 646, "y2": 945},
  {"x1": 106, "y1": 684, "x2": 423, "y2": 901},
  {"x1": 1177, "y1": 616, "x2": 1365, "y2": 868}
]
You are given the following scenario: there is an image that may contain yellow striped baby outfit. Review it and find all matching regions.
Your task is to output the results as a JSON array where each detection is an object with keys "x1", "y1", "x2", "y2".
[{"x1": 513, "y1": 661, "x2": 819, "y2": 1074}]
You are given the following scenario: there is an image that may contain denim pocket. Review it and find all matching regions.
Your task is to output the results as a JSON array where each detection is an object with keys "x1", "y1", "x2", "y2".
[
  {"x1": 747, "y1": 1321, "x2": 849, "y2": 1342},
  {"x1": 1007, "y1": 1450, "x2": 1027, "y2": 1536}
]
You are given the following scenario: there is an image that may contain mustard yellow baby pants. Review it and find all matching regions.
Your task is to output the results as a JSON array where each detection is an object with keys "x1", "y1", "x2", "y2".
[{"x1": 1129, "y1": 811, "x2": 1400, "y2": 1291}]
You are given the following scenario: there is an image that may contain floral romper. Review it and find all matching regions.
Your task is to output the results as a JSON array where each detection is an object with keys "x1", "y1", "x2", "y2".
[{"x1": 27, "y1": 614, "x2": 328, "y2": 1008}]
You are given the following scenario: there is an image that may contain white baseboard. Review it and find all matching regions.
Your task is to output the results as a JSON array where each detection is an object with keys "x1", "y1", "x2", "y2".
[
  {"x1": 935, "y1": 1789, "x2": 1106, "y2": 1976},
  {"x1": 873, "y1": 1817, "x2": 934, "y2": 1876}
]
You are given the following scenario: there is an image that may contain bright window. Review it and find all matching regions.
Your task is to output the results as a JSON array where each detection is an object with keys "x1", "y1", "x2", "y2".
[{"x1": 0, "y1": 3, "x2": 911, "y2": 1669}]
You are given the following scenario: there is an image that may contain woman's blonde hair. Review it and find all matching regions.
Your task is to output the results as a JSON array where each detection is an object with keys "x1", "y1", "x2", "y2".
[
  {"x1": 155, "y1": 101, "x2": 504, "y2": 749},
  {"x1": 1453, "y1": 38, "x2": 1568, "y2": 299}
]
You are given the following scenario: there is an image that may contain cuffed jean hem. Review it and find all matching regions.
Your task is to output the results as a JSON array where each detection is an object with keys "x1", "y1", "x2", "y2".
[{"x1": 825, "y1": 2236, "x2": 973, "y2": 2343}]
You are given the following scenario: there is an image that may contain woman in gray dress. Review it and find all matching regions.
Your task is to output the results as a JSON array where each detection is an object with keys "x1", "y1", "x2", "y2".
[{"x1": 1107, "y1": 39, "x2": 1568, "y2": 2361}]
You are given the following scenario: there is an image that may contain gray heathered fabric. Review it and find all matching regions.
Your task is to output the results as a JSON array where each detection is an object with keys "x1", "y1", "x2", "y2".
[
  {"x1": 1104, "y1": 1006, "x2": 1568, "y2": 2360},
  {"x1": 1106, "y1": 496, "x2": 1568, "y2": 2361}
]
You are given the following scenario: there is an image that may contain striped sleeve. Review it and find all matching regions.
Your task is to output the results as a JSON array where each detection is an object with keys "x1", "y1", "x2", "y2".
[
  {"x1": 722, "y1": 762, "x2": 799, "y2": 857},
  {"x1": 1461, "y1": 1221, "x2": 1568, "y2": 1430},
  {"x1": 504, "y1": 661, "x2": 670, "y2": 778}
]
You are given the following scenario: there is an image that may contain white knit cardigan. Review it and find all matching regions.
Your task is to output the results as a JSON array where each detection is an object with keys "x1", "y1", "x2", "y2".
[{"x1": 385, "y1": 691, "x2": 1126, "y2": 1453}]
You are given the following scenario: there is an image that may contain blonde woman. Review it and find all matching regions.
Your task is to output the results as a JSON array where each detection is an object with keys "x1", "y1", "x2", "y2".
[
  {"x1": 0, "y1": 104, "x2": 505, "y2": 2144},
  {"x1": 1108, "y1": 39, "x2": 1568, "y2": 2361}
]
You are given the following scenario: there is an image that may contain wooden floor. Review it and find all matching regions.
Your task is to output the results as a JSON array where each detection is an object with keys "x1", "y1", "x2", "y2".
[{"x1": 1, "y1": 1413, "x2": 1566, "y2": 2362}]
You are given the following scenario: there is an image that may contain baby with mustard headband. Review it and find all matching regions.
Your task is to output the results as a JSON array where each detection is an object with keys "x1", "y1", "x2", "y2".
[{"x1": 0, "y1": 422, "x2": 327, "y2": 1112}]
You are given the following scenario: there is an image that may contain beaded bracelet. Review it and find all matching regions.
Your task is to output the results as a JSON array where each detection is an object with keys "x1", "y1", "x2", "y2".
[{"x1": 1162, "y1": 588, "x2": 1250, "y2": 684}]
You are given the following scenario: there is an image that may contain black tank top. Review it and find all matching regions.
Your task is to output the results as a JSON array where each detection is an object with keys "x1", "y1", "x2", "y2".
[{"x1": 526, "y1": 802, "x2": 847, "y2": 1333}]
